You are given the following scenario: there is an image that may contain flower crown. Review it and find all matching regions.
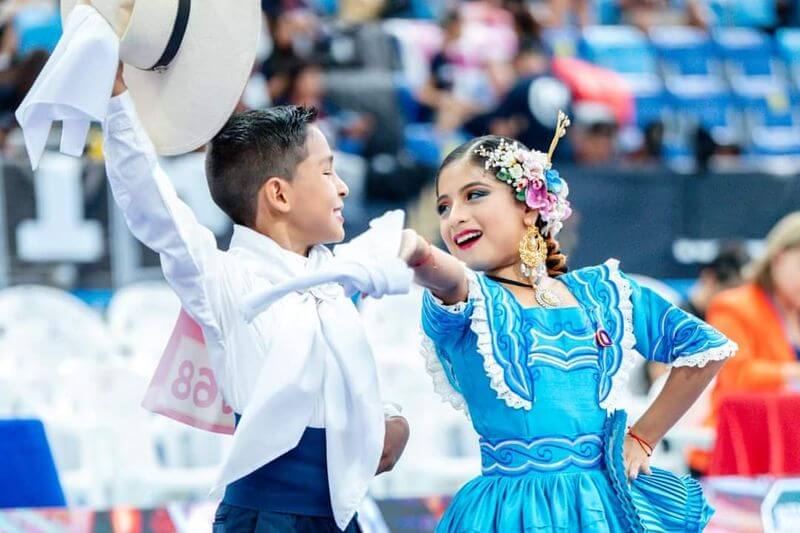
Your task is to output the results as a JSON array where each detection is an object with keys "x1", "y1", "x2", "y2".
[{"x1": 474, "y1": 111, "x2": 572, "y2": 237}]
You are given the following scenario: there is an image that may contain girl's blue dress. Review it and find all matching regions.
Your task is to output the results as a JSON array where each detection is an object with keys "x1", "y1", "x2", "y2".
[{"x1": 420, "y1": 260, "x2": 737, "y2": 532}]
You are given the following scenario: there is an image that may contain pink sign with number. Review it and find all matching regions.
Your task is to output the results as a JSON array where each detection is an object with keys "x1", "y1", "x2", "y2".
[{"x1": 141, "y1": 309, "x2": 235, "y2": 434}]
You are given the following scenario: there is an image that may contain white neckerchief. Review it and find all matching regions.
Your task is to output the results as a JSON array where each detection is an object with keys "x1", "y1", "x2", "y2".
[
  {"x1": 213, "y1": 211, "x2": 411, "y2": 530},
  {"x1": 15, "y1": 5, "x2": 118, "y2": 170}
]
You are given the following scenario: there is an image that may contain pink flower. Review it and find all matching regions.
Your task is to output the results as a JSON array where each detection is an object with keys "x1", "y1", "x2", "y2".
[
  {"x1": 525, "y1": 182, "x2": 549, "y2": 210},
  {"x1": 536, "y1": 195, "x2": 559, "y2": 225},
  {"x1": 562, "y1": 200, "x2": 573, "y2": 220}
]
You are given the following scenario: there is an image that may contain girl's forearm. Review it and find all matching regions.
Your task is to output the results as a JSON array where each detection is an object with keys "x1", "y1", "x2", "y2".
[
  {"x1": 407, "y1": 237, "x2": 468, "y2": 305},
  {"x1": 631, "y1": 360, "x2": 725, "y2": 445}
]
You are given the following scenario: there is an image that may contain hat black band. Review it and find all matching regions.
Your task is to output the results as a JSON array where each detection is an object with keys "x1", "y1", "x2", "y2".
[{"x1": 149, "y1": 0, "x2": 191, "y2": 72}]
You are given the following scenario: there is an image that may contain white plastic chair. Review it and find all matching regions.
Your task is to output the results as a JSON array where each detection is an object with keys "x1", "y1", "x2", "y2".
[
  {"x1": 0, "y1": 285, "x2": 121, "y2": 506},
  {"x1": 361, "y1": 287, "x2": 479, "y2": 499},
  {"x1": 106, "y1": 281, "x2": 182, "y2": 377},
  {"x1": 0, "y1": 285, "x2": 115, "y2": 376},
  {"x1": 86, "y1": 360, "x2": 221, "y2": 507}
]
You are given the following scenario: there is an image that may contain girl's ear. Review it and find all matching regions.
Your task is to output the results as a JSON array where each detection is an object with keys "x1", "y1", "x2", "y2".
[{"x1": 523, "y1": 207, "x2": 539, "y2": 227}]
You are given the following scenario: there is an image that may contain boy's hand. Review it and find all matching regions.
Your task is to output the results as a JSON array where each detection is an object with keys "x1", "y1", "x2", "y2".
[
  {"x1": 112, "y1": 62, "x2": 127, "y2": 96},
  {"x1": 376, "y1": 416, "x2": 410, "y2": 474}
]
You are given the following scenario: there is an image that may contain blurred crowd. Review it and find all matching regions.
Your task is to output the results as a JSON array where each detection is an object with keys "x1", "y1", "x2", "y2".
[{"x1": 2, "y1": 1, "x2": 799, "y2": 184}]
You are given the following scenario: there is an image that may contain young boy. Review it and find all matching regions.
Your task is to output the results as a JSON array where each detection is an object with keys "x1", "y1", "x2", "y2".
[{"x1": 103, "y1": 69, "x2": 409, "y2": 532}]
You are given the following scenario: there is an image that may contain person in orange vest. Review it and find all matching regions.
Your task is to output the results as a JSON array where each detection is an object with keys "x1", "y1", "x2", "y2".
[{"x1": 690, "y1": 212, "x2": 800, "y2": 475}]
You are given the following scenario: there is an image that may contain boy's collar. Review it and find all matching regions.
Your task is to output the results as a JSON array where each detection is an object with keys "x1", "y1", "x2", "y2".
[
  {"x1": 230, "y1": 224, "x2": 308, "y2": 264},
  {"x1": 229, "y1": 224, "x2": 333, "y2": 276}
]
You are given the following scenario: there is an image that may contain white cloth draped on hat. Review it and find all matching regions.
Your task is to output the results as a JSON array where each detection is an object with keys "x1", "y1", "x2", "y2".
[
  {"x1": 16, "y1": 0, "x2": 260, "y2": 169},
  {"x1": 15, "y1": 5, "x2": 118, "y2": 170}
]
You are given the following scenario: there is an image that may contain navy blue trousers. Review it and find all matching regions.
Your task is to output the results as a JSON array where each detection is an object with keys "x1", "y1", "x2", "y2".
[{"x1": 212, "y1": 503, "x2": 361, "y2": 533}]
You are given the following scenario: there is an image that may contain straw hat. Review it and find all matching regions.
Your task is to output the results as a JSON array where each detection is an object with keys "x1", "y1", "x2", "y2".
[{"x1": 61, "y1": 0, "x2": 260, "y2": 155}]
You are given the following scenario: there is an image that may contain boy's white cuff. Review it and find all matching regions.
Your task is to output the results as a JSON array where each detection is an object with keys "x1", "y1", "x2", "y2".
[{"x1": 383, "y1": 401, "x2": 404, "y2": 419}]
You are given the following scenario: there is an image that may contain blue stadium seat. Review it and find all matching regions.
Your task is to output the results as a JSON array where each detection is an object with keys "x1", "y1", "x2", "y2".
[
  {"x1": 542, "y1": 27, "x2": 581, "y2": 58},
  {"x1": 403, "y1": 123, "x2": 441, "y2": 167},
  {"x1": 740, "y1": 94, "x2": 800, "y2": 156},
  {"x1": 580, "y1": 26, "x2": 657, "y2": 77},
  {"x1": 393, "y1": 74, "x2": 422, "y2": 123},
  {"x1": 661, "y1": 91, "x2": 743, "y2": 167},
  {"x1": 776, "y1": 28, "x2": 800, "y2": 91},
  {"x1": 649, "y1": 26, "x2": 718, "y2": 76},
  {"x1": 706, "y1": 0, "x2": 777, "y2": 28},
  {"x1": 712, "y1": 27, "x2": 786, "y2": 99},
  {"x1": 633, "y1": 91, "x2": 669, "y2": 128},
  {"x1": 712, "y1": 27, "x2": 774, "y2": 76},
  {"x1": 594, "y1": 0, "x2": 622, "y2": 25},
  {"x1": 649, "y1": 26, "x2": 727, "y2": 98},
  {"x1": 310, "y1": 0, "x2": 339, "y2": 16},
  {"x1": 13, "y1": 6, "x2": 62, "y2": 56},
  {"x1": 0, "y1": 419, "x2": 66, "y2": 508},
  {"x1": 579, "y1": 26, "x2": 663, "y2": 98},
  {"x1": 674, "y1": 92, "x2": 741, "y2": 141}
]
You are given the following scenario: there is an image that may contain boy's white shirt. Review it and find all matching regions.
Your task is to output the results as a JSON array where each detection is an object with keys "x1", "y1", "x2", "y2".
[{"x1": 102, "y1": 93, "x2": 398, "y2": 529}]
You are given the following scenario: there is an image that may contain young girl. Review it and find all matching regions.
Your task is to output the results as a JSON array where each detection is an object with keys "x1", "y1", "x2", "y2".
[{"x1": 399, "y1": 114, "x2": 737, "y2": 532}]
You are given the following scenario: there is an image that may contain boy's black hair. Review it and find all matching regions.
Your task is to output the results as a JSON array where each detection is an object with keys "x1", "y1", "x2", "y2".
[{"x1": 205, "y1": 105, "x2": 318, "y2": 227}]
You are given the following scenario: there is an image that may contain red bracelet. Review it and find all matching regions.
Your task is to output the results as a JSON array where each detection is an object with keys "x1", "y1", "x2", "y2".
[
  {"x1": 627, "y1": 427, "x2": 654, "y2": 457},
  {"x1": 410, "y1": 241, "x2": 435, "y2": 268}
]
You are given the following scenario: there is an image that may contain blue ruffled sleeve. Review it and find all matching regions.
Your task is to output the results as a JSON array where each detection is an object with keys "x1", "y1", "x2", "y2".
[
  {"x1": 622, "y1": 273, "x2": 737, "y2": 367},
  {"x1": 420, "y1": 289, "x2": 473, "y2": 413},
  {"x1": 421, "y1": 289, "x2": 472, "y2": 344}
]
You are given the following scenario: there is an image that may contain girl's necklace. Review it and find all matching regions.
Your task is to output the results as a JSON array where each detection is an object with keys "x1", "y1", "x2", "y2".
[
  {"x1": 485, "y1": 275, "x2": 532, "y2": 288},
  {"x1": 486, "y1": 274, "x2": 561, "y2": 308}
]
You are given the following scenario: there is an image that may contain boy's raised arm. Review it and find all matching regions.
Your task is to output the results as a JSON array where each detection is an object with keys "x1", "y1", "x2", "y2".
[{"x1": 102, "y1": 79, "x2": 224, "y2": 334}]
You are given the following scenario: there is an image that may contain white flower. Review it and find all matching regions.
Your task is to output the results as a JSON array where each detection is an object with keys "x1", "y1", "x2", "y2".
[
  {"x1": 526, "y1": 165, "x2": 544, "y2": 181},
  {"x1": 527, "y1": 150, "x2": 549, "y2": 168},
  {"x1": 509, "y1": 164, "x2": 524, "y2": 180}
]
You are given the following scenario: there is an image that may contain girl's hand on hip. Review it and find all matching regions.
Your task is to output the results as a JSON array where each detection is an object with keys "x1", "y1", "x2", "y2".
[{"x1": 623, "y1": 434, "x2": 653, "y2": 481}]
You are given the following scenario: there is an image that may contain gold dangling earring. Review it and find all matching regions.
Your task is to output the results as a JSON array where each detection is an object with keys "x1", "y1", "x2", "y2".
[{"x1": 519, "y1": 225, "x2": 561, "y2": 308}]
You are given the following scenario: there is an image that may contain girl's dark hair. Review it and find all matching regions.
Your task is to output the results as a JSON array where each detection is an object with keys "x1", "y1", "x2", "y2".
[
  {"x1": 435, "y1": 135, "x2": 509, "y2": 193},
  {"x1": 537, "y1": 217, "x2": 568, "y2": 277},
  {"x1": 436, "y1": 135, "x2": 569, "y2": 277}
]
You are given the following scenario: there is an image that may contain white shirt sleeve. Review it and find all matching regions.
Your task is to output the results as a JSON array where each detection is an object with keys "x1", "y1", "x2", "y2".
[{"x1": 102, "y1": 92, "x2": 224, "y2": 336}]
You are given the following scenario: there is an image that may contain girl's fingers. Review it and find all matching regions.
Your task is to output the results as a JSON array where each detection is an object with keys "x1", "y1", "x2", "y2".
[
  {"x1": 641, "y1": 462, "x2": 653, "y2": 476},
  {"x1": 627, "y1": 459, "x2": 639, "y2": 481}
]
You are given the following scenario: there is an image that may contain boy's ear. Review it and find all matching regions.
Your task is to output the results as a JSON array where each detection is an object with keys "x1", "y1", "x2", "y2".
[{"x1": 260, "y1": 176, "x2": 292, "y2": 214}]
